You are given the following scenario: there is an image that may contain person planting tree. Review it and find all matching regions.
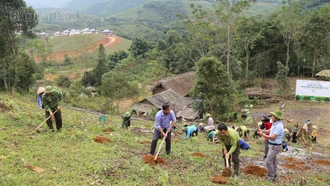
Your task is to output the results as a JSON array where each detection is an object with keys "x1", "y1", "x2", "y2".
[
  {"x1": 217, "y1": 123, "x2": 240, "y2": 178},
  {"x1": 149, "y1": 103, "x2": 176, "y2": 155},
  {"x1": 42, "y1": 85, "x2": 63, "y2": 132}
]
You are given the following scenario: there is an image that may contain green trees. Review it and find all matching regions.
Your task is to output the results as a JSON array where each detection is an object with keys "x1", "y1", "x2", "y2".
[
  {"x1": 108, "y1": 50, "x2": 128, "y2": 70},
  {"x1": 0, "y1": 0, "x2": 38, "y2": 92},
  {"x1": 276, "y1": 61, "x2": 290, "y2": 95},
  {"x1": 191, "y1": 57, "x2": 235, "y2": 115},
  {"x1": 296, "y1": 5, "x2": 330, "y2": 77},
  {"x1": 101, "y1": 71, "x2": 139, "y2": 113},
  {"x1": 129, "y1": 38, "x2": 153, "y2": 58},
  {"x1": 92, "y1": 44, "x2": 107, "y2": 86}
]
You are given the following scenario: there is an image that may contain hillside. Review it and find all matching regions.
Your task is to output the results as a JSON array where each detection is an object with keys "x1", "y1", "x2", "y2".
[
  {"x1": 1, "y1": 85, "x2": 330, "y2": 184},
  {"x1": 33, "y1": 35, "x2": 131, "y2": 63},
  {"x1": 65, "y1": 0, "x2": 110, "y2": 11},
  {"x1": 83, "y1": 0, "x2": 149, "y2": 17},
  {"x1": 114, "y1": 0, "x2": 213, "y2": 21}
]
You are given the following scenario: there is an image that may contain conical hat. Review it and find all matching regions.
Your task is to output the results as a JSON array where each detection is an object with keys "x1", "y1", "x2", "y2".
[{"x1": 37, "y1": 87, "x2": 45, "y2": 94}]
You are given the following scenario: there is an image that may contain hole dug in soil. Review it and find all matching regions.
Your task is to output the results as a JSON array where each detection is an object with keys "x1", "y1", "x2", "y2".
[
  {"x1": 94, "y1": 136, "x2": 111, "y2": 143},
  {"x1": 312, "y1": 159, "x2": 330, "y2": 165},
  {"x1": 242, "y1": 165, "x2": 268, "y2": 177},
  {"x1": 211, "y1": 176, "x2": 227, "y2": 184},
  {"x1": 143, "y1": 155, "x2": 166, "y2": 165},
  {"x1": 191, "y1": 152, "x2": 208, "y2": 158}
]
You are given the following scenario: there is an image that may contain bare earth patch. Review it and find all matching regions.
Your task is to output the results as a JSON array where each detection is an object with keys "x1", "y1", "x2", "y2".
[
  {"x1": 242, "y1": 165, "x2": 268, "y2": 177},
  {"x1": 211, "y1": 176, "x2": 227, "y2": 184},
  {"x1": 191, "y1": 152, "x2": 208, "y2": 158},
  {"x1": 94, "y1": 136, "x2": 111, "y2": 143},
  {"x1": 143, "y1": 155, "x2": 166, "y2": 165},
  {"x1": 312, "y1": 159, "x2": 330, "y2": 165}
]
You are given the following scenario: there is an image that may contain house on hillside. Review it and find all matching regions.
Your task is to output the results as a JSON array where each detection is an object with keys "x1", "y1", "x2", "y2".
[
  {"x1": 102, "y1": 29, "x2": 113, "y2": 35},
  {"x1": 133, "y1": 89, "x2": 200, "y2": 120},
  {"x1": 150, "y1": 71, "x2": 196, "y2": 97},
  {"x1": 54, "y1": 31, "x2": 61, "y2": 36}
]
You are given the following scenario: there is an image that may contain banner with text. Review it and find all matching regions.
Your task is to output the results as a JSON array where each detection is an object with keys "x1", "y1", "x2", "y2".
[{"x1": 295, "y1": 80, "x2": 330, "y2": 101}]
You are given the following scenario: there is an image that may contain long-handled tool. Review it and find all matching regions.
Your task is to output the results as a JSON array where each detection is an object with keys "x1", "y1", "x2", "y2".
[
  {"x1": 222, "y1": 157, "x2": 232, "y2": 177},
  {"x1": 36, "y1": 109, "x2": 58, "y2": 131},
  {"x1": 154, "y1": 130, "x2": 170, "y2": 161}
]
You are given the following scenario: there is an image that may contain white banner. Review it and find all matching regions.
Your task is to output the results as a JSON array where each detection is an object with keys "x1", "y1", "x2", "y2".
[{"x1": 295, "y1": 80, "x2": 330, "y2": 100}]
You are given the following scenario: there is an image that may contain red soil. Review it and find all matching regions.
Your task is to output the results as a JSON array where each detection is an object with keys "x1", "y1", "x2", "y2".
[
  {"x1": 144, "y1": 155, "x2": 166, "y2": 165},
  {"x1": 242, "y1": 165, "x2": 268, "y2": 177},
  {"x1": 312, "y1": 159, "x2": 330, "y2": 165},
  {"x1": 94, "y1": 136, "x2": 111, "y2": 143},
  {"x1": 211, "y1": 176, "x2": 227, "y2": 184},
  {"x1": 191, "y1": 152, "x2": 208, "y2": 158}
]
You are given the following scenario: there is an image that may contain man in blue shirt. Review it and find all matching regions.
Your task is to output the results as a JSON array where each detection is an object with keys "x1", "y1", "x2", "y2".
[
  {"x1": 258, "y1": 109, "x2": 284, "y2": 182},
  {"x1": 149, "y1": 103, "x2": 176, "y2": 155}
]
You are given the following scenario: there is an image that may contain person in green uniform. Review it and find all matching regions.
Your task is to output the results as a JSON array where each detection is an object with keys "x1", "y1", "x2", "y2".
[
  {"x1": 217, "y1": 123, "x2": 240, "y2": 178},
  {"x1": 42, "y1": 85, "x2": 63, "y2": 132},
  {"x1": 237, "y1": 125, "x2": 250, "y2": 141},
  {"x1": 122, "y1": 109, "x2": 136, "y2": 129}
]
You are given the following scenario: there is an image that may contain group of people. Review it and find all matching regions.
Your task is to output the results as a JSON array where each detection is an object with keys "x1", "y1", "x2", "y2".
[{"x1": 148, "y1": 104, "x2": 252, "y2": 180}]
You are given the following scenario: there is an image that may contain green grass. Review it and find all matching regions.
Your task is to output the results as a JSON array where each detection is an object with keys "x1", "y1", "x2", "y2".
[
  {"x1": 48, "y1": 34, "x2": 107, "y2": 53},
  {"x1": 1, "y1": 92, "x2": 330, "y2": 185},
  {"x1": 104, "y1": 37, "x2": 132, "y2": 54}
]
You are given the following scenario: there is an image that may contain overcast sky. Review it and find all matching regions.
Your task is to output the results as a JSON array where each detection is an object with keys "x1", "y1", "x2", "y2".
[{"x1": 24, "y1": 0, "x2": 71, "y2": 9}]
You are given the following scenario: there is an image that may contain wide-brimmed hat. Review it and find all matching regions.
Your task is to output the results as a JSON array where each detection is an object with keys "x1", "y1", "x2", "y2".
[
  {"x1": 37, "y1": 87, "x2": 45, "y2": 94},
  {"x1": 124, "y1": 112, "x2": 131, "y2": 117},
  {"x1": 44, "y1": 85, "x2": 53, "y2": 93},
  {"x1": 270, "y1": 109, "x2": 283, "y2": 120},
  {"x1": 205, "y1": 113, "x2": 211, "y2": 118},
  {"x1": 312, "y1": 125, "x2": 318, "y2": 129},
  {"x1": 199, "y1": 123, "x2": 204, "y2": 126}
]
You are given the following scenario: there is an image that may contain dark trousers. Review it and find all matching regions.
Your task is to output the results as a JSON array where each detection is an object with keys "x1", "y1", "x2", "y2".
[
  {"x1": 292, "y1": 132, "x2": 297, "y2": 143},
  {"x1": 222, "y1": 141, "x2": 240, "y2": 174},
  {"x1": 311, "y1": 136, "x2": 317, "y2": 143},
  {"x1": 150, "y1": 128, "x2": 172, "y2": 155},
  {"x1": 45, "y1": 110, "x2": 62, "y2": 131}
]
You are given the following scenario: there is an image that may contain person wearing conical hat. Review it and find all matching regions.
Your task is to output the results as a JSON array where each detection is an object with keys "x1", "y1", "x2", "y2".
[
  {"x1": 311, "y1": 125, "x2": 318, "y2": 143},
  {"x1": 205, "y1": 113, "x2": 214, "y2": 127},
  {"x1": 258, "y1": 109, "x2": 284, "y2": 183},
  {"x1": 42, "y1": 85, "x2": 63, "y2": 132},
  {"x1": 36, "y1": 87, "x2": 45, "y2": 109}
]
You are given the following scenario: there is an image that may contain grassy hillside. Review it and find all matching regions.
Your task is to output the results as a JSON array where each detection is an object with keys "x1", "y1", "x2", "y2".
[
  {"x1": 48, "y1": 35, "x2": 107, "y2": 53},
  {"x1": 1, "y1": 92, "x2": 330, "y2": 185}
]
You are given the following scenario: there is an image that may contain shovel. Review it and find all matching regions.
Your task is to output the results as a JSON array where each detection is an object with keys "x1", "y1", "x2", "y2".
[
  {"x1": 154, "y1": 129, "x2": 170, "y2": 161},
  {"x1": 222, "y1": 157, "x2": 232, "y2": 177},
  {"x1": 36, "y1": 109, "x2": 58, "y2": 132}
]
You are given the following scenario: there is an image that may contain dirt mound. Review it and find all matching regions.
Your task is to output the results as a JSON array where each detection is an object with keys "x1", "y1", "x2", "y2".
[
  {"x1": 312, "y1": 159, "x2": 330, "y2": 165},
  {"x1": 139, "y1": 141, "x2": 151, "y2": 145},
  {"x1": 102, "y1": 129, "x2": 112, "y2": 133},
  {"x1": 211, "y1": 176, "x2": 227, "y2": 184},
  {"x1": 143, "y1": 155, "x2": 166, "y2": 165},
  {"x1": 191, "y1": 152, "x2": 208, "y2": 158},
  {"x1": 283, "y1": 157, "x2": 305, "y2": 164},
  {"x1": 280, "y1": 163, "x2": 303, "y2": 170},
  {"x1": 242, "y1": 165, "x2": 268, "y2": 177},
  {"x1": 94, "y1": 136, "x2": 111, "y2": 143}
]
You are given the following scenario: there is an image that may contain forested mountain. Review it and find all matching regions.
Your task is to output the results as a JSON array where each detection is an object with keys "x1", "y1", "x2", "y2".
[{"x1": 83, "y1": 0, "x2": 149, "y2": 17}]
